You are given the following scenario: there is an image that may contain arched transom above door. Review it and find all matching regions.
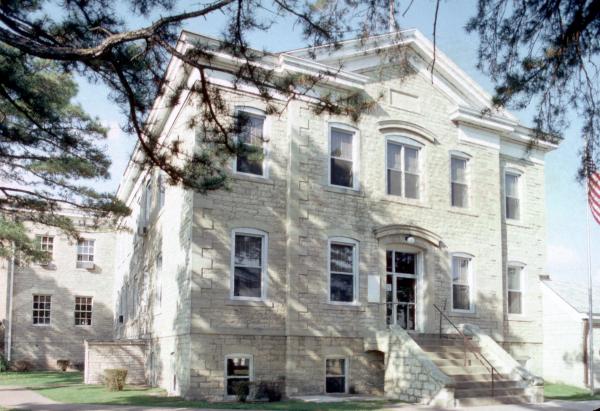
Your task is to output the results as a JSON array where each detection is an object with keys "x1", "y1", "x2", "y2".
[{"x1": 373, "y1": 224, "x2": 443, "y2": 248}]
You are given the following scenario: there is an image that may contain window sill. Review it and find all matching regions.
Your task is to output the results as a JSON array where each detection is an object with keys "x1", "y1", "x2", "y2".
[
  {"x1": 505, "y1": 220, "x2": 531, "y2": 229},
  {"x1": 232, "y1": 174, "x2": 274, "y2": 186},
  {"x1": 506, "y1": 314, "x2": 532, "y2": 322},
  {"x1": 381, "y1": 196, "x2": 430, "y2": 209},
  {"x1": 449, "y1": 310, "x2": 477, "y2": 318},
  {"x1": 323, "y1": 185, "x2": 363, "y2": 197},
  {"x1": 324, "y1": 302, "x2": 364, "y2": 311},
  {"x1": 448, "y1": 208, "x2": 479, "y2": 218},
  {"x1": 226, "y1": 299, "x2": 274, "y2": 307}
]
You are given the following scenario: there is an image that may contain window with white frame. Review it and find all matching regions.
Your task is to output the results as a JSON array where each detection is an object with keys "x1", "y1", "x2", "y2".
[
  {"x1": 507, "y1": 264, "x2": 524, "y2": 314},
  {"x1": 32, "y1": 294, "x2": 51, "y2": 325},
  {"x1": 452, "y1": 255, "x2": 473, "y2": 311},
  {"x1": 505, "y1": 171, "x2": 521, "y2": 220},
  {"x1": 329, "y1": 127, "x2": 357, "y2": 188},
  {"x1": 329, "y1": 238, "x2": 358, "y2": 303},
  {"x1": 157, "y1": 174, "x2": 166, "y2": 210},
  {"x1": 235, "y1": 111, "x2": 266, "y2": 176},
  {"x1": 74, "y1": 296, "x2": 93, "y2": 326},
  {"x1": 225, "y1": 355, "x2": 252, "y2": 396},
  {"x1": 386, "y1": 139, "x2": 420, "y2": 199},
  {"x1": 154, "y1": 251, "x2": 163, "y2": 312},
  {"x1": 325, "y1": 358, "x2": 347, "y2": 393},
  {"x1": 232, "y1": 229, "x2": 266, "y2": 299},
  {"x1": 76, "y1": 239, "x2": 95, "y2": 268},
  {"x1": 451, "y1": 156, "x2": 469, "y2": 207},
  {"x1": 36, "y1": 235, "x2": 54, "y2": 259}
]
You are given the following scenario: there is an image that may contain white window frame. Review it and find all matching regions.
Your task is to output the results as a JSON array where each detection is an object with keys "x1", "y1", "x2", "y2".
[
  {"x1": 449, "y1": 151, "x2": 471, "y2": 208},
  {"x1": 76, "y1": 239, "x2": 95, "y2": 268},
  {"x1": 233, "y1": 107, "x2": 269, "y2": 179},
  {"x1": 230, "y1": 228, "x2": 268, "y2": 301},
  {"x1": 450, "y1": 253, "x2": 475, "y2": 313},
  {"x1": 327, "y1": 237, "x2": 359, "y2": 305},
  {"x1": 328, "y1": 123, "x2": 360, "y2": 191},
  {"x1": 504, "y1": 169, "x2": 522, "y2": 221},
  {"x1": 32, "y1": 294, "x2": 51, "y2": 326},
  {"x1": 324, "y1": 357, "x2": 349, "y2": 394},
  {"x1": 74, "y1": 296, "x2": 93, "y2": 326},
  {"x1": 36, "y1": 235, "x2": 54, "y2": 259},
  {"x1": 385, "y1": 135, "x2": 423, "y2": 199},
  {"x1": 507, "y1": 262, "x2": 526, "y2": 316},
  {"x1": 224, "y1": 354, "x2": 253, "y2": 398}
]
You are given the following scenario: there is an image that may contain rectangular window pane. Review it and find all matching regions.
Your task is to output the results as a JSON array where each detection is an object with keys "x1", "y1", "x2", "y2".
[
  {"x1": 405, "y1": 173, "x2": 419, "y2": 199},
  {"x1": 387, "y1": 169, "x2": 402, "y2": 196},
  {"x1": 233, "y1": 267, "x2": 262, "y2": 298},
  {"x1": 326, "y1": 358, "x2": 345, "y2": 376},
  {"x1": 508, "y1": 291, "x2": 522, "y2": 314},
  {"x1": 453, "y1": 284, "x2": 470, "y2": 311},
  {"x1": 508, "y1": 267, "x2": 521, "y2": 290},
  {"x1": 451, "y1": 183, "x2": 468, "y2": 207},
  {"x1": 74, "y1": 296, "x2": 93, "y2": 326},
  {"x1": 505, "y1": 174, "x2": 519, "y2": 197},
  {"x1": 331, "y1": 158, "x2": 353, "y2": 187},
  {"x1": 387, "y1": 143, "x2": 402, "y2": 170},
  {"x1": 234, "y1": 235, "x2": 262, "y2": 267},
  {"x1": 330, "y1": 129, "x2": 353, "y2": 159},
  {"x1": 330, "y1": 274, "x2": 354, "y2": 302},
  {"x1": 396, "y1": 303, "x2": 416, "y2": 330},
  {"x1": 326, "y1": 359, "x2": 346, "y2": 393},
  {"x1": 452, "y1": 257, "x2": 471, "y2": 311},
  {"x1": 386, "y1": 251, "x2": 393, "y2": 273},
  {"x1": 452, "y1": 257, "x2": 469, "y2": 284},
  {"x1": 330, "y1": 244, "x2": 354, "y2": 273},
  {"x1": 404, "y1": 146, "x2": 419, "y2": 173},
  {"x1": 451, "y1": 157, "x2": 467, "y2": 183},
  {"x1": 506, "y1": 197, "x2": 520, "y2": 220},
  {"x1": 236, "y1": 113, "x2": 265, "y2": 176},
  {"x1": 396, "y1": 277, "x2": 416, "y2": 303},
  {"x1": 326, "y1": 377, "x2": 345, "y2": 393},
  {"x1": 394, "y1": 252, "x2": 415, "y2": 274}
]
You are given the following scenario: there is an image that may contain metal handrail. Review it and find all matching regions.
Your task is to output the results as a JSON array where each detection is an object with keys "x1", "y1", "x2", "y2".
[{"x1": 432, "y1": 304, "x2": 498, "y2": 397}]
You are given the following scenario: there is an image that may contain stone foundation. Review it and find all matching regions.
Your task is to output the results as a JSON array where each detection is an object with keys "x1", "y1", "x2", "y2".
[{"x1": 84, "y1": 339, "x2": 147, "y2": 384}]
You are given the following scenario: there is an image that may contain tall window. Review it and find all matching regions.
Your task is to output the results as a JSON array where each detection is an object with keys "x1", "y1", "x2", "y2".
[
  {"x1": 157, "y1": 174, "x2": 166, "y2": 210},
  {"x1": 144, "y1": 180, "x2": 153, "y2": 223},
  {"x1": 452, "y1": 255, "x2": 472, "y2": 311},
  {"x1": 507, "y1": 265, "x2": 524, "y2": 314},
  {"x1": 225, "y1": 356, "x2": 252, "y2": 396},
  {"x1": 505, "y1": 172, "x2": 521, "y2": 220},
  {"x1": 329, "y1": 238, "x2": 358, "y2": 303},
  {"x1": 451, "y1": 156, "x2": 469, "y2": 207},
  {"x1": 325, "y1": 358, "x2": 347, "y2": 393},
  {"x1": 232, "y1": 230, "x2": 266, "y2": 299},
  {"x1": 74, "y1": 296, "x2": 93, "y2": 326},
  {"x1": 36, "y1": 235, "x2": 54, "y2": 259},
  {"x1": 154, "y1": 251, "x2": 163, "y2": 312},
  {"x1": 76, "y1": 239, "x2": 95, "y2": 268},
  {"x1": 386, "y1": 140, "x2": 420, "y2": 199},
  {"x1": 33, "y1": 295, "x2": 51, "y2": 325},
  {"x1": 235, "y1": 111, "x2": 265, "y2": 176},
  {"x1": 329, "y1": 127, "x2": 357, "y2": 188}
]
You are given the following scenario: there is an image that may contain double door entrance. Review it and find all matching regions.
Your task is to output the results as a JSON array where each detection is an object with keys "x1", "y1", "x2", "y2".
[{"x1": 385, "y1": 250, "x2": 418, "y2": 330}]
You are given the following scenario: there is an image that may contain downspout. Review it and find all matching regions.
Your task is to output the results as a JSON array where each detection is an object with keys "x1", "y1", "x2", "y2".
[{"x1": 6, "y1": 241, "x2": 15, "y2": 361}]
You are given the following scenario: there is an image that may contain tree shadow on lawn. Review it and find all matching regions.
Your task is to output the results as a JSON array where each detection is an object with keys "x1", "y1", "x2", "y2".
[{"x1": 0, "y1": 371, "x2": 83, "y2": 388}]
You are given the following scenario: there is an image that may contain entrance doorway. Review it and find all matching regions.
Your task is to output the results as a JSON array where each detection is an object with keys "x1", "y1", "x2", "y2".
[{"x1": 386, "y1": 250, "x2": 417, "y2": 330}]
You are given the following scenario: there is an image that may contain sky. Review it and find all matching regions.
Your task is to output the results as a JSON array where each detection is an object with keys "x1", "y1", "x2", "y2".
[{"x1": 74, "y1": 0, "x2": 600, "y2": 285}]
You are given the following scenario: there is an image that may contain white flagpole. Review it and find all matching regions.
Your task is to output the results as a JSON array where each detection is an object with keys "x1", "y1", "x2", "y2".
[{"x1": 587, "y1": 173, "x2": 595, "y2": 394}]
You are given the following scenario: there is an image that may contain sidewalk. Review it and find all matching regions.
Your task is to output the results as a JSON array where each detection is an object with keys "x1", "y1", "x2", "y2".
[{"x1": 2, "y1": 386, "x2": 600, "y2": 411}]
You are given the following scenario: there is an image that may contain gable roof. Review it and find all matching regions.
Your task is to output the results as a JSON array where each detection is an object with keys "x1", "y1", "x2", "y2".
[{"x1": 542, "y1": 279, "x2": 600, "y2": 315}]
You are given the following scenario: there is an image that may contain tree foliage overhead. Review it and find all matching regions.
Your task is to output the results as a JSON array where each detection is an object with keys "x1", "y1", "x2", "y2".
[{"x1": 467, "y1": 0, "x2": 600, "y2": 178}]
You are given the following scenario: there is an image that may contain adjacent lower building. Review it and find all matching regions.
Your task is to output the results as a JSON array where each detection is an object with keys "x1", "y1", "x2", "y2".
[
  {"x1": 1, "y1": 213, "x2": 115, "y2": 369},
  {"x1": 109, "y1": 29, "x2": 557, "y2": 405}
]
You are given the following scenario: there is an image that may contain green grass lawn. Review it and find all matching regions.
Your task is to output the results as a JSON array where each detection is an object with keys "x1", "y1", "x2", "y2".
[
  {"x1": 545, "y1": 382, "x2": 600, "y2": 401},
  {"x1": 0, "y1": 372, "x2": 395, "y2": 410}
]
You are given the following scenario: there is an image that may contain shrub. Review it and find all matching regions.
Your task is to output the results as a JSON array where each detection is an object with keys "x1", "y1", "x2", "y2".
[
  {"x1": 0, "y1": 353, "x2": 8, "y2": 372},
  {"x1": 11, "y1": 360, "x2": 33, "y2": 372},
  {"x1": 56, "y1": 359, "x2": 70, "y2": 372},
  {"x1": 103, "y1": 368, "x2": 128, "y2": 391},
  {"x1": 233, "y1": 380, "x2": 251, "y2": 402},
  {"x1": 254, "y1": 380, "x2": 283, "y2": 402}
]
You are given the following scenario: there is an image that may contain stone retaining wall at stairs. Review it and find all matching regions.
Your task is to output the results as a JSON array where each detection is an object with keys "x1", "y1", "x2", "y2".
[
  {"x1": 365, "y1": 326, "x2": 454, "y2": 407},
  {"x1": 462, "y1": 323, "x2": 544, "y2": 403}
]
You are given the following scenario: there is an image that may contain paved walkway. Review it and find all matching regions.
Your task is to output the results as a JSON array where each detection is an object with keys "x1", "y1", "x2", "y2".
[{"x1": 2, "y1": 386, "x2": 600, "y2": 411}]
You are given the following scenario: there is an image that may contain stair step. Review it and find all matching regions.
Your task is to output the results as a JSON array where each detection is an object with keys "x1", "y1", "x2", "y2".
[
  {"x1": 456, "y1": 394, "x2": 529, "y2": 407},
  {"x1": 439, "y1": 365, "x2": 490, "y2": 375},
  {"x1": 452, "y1": 373, "x2": 512, "y2": 383},
  {"x1": 424, "y1": 351, "x2": 481, "y2": 361},
  {"x1": 455, "y1": 387, "x2": 526, "y2": 398},
  {"x1": 454, "y1": 380, "x2": 522, "y2": 390},
  {"x1": 432, "y1": 358, "x2": 481, "y2": 367},
  {"x1": 420, "y1": 345, "x2": 481, "y2": 355}
]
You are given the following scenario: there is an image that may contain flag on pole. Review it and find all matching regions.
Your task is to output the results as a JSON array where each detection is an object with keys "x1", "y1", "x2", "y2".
[{"x1": 590, "y1": 171, "x2": 600, "y2": 225}]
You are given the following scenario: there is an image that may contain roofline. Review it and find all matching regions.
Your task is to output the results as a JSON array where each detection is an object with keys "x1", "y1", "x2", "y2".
[{"x1": 541, "y1": 280, "x2": 600, "y2": 317}]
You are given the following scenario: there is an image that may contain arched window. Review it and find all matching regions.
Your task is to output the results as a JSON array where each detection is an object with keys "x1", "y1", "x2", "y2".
[{"x1": 385, "y1": 135, "x2": 423, "y2": 199}]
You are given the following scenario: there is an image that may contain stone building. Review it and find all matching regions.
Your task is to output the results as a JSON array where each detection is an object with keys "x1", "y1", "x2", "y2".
[
  {"x1": 1, "y1": 211, "x2": 115, "y2": 369},
  {"x1": 108, "y1": 29, "x2": 557, "y2": 406}
]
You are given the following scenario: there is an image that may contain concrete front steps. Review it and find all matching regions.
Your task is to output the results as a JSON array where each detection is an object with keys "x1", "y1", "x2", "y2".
[{"x1": 412, "y1": 334, "x2": 527, "y2": 407}]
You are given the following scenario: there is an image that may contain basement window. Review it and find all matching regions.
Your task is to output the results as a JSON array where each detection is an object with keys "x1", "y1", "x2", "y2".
[
  {"x1": 325, "y1": 358, "x2": 347, "y2": 393},
  {"x1": 225, "y1": 355, "x2": 252, "y2": 396}
]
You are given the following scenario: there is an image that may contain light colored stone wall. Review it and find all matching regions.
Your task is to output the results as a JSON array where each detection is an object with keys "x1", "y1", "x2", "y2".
[
  {"x1": 84, "y1": 340, "x2": 147, "y2": 384},
  {"x1": 9, "y1": 221, "x2": 115, "y2": 369}
]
